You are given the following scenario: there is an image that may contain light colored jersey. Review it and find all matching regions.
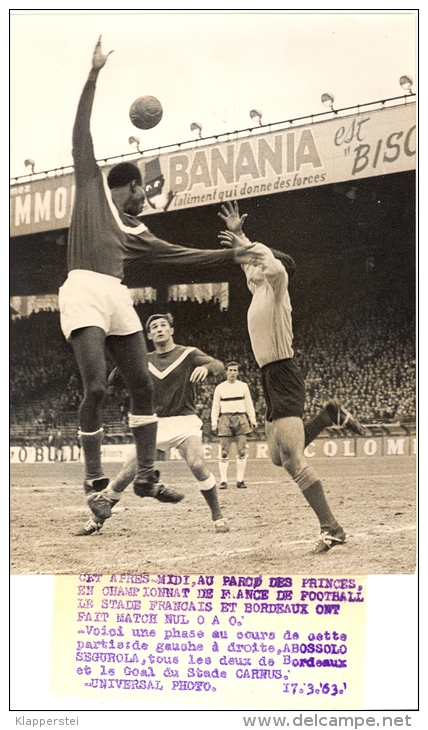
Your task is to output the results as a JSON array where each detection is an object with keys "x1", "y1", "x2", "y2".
[
  {"x1": 211, "y1": 379, "x2": 256, "y2": 429},
  {"x1": 242, "y1": 241, "x2": 294, "y2": 368}
]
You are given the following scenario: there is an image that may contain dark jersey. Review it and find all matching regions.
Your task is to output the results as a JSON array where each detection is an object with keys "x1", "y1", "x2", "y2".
[
  {"x1": 68, "y1": 74, "x2": 234, "y2": 281},
  {"x1": 148, "y1": 345, "x2": 223, "y2": 417}
]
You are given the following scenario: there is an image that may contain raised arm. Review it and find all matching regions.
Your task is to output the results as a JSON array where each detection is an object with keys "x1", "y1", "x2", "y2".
[
  {"x1": 217, "y1": 201, "x2": 265, "y2": 265},
  {"x1": 122, "y1": 196, "x2": 263, "y2": 267},
  {"x1": 218, "y1": 230, "x2": 288, "y2": 296},
  {"x1": 218, "y1": 200, "x2": 248, "y2": 234},
  {"x1": 126, "y1": 229, "x2": 236, "y2": 266},
  {"x1": 72, "y1": 36, "x2": 113, "y2": 180},
  {"x1": 218, "y1": 229, "x2": 280, "y2": 269}
]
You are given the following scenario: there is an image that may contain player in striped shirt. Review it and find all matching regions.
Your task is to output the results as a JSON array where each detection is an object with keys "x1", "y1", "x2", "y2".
[{"x1": 211, "y1": 362, "x2": 257, "y2": 489}]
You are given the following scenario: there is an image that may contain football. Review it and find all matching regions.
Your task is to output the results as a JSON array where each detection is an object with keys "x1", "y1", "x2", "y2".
[{"x1": 129, "y1": 96, "x2": 163, "y2": 130}]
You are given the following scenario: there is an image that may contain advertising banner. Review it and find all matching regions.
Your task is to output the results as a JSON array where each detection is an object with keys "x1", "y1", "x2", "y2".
[
  {"x1": 9, "y1": 436, "x2": 416, "y2": 464},
  {"x1": 10, "y1": 103, "x2": 415, "y2": 238}
]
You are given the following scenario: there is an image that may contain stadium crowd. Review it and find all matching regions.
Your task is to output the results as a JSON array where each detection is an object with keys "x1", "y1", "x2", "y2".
[{"x1": 10, "y1": 290, "x2": 416, "y2": 446}]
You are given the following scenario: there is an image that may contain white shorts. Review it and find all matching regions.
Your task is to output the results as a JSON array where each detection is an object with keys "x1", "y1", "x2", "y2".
[
  {"x1": 58, "y1": 269, "x2": 142, "y2": 341},
  {"x1": 156, "y1": 414, "x2": 203, "y2": 452}
]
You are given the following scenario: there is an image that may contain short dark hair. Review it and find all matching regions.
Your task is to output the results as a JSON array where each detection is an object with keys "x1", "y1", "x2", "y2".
[
  {"x1": 270, "y1": 249, "x2": 296, "y2": 279},
  {"x1": 226, "y1": 361, "x2": 239, "y2": 369},
  {"x1": 107, "y1": 162, "x2": 142, "y2": 189},
  {"x1": 145, "y1": 312, "x2": 174, "y2": 332}
]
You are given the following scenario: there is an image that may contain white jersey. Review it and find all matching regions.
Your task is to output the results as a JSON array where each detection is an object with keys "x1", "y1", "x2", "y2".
[
  {"x1": 211, "y1": 379, "x2": 256, "y2": 429},
  {"x1": 242, "y1": 241, "x2": 294, "y2": 368}
]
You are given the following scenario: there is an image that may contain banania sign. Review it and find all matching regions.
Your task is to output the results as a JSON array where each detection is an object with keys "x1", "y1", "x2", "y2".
[{"x1": 10, "y1": 103, "x2": 415, "y2": 237}]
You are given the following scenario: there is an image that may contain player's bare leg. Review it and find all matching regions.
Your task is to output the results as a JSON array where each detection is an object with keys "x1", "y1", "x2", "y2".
[
  {"x1": 266, "y1": 417, "x2": 345, "y2": 553},
  {"x1": 70, "y1": 326, "x2": 109, "y2": 493},
  {"x1": 107, "y1": 332, "x2": 156, "y2": 480},
  {"x1": 108, "y1": 451, "x2": 137, "y2": 497},
  {"x1": 82, "y1": 436, "x2": 229, "y2": 533},
  {"x1": 71, "y1": 326, "x2": 112, "y2": 536},
  {"x1": 178, "y1": 436, "x2": 229, "y2": 532}
]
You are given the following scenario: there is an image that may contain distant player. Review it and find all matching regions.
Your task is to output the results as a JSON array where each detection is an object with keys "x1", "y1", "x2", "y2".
[
  {"x1": 77, "y1": 313, "x2": 230, "y2": 535},
  {"x1": 60, "y1": 37, "x2": 261, "y2": 518},
  {"x1": 218, "y1": 201, "x2": 364, "y2": 553},
  {"x1": 211, "y1": 362, "x2": 257, "y2": 489}
]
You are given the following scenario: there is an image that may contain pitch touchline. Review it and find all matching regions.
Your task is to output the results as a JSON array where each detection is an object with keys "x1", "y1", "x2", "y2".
[
  {"x1": 10, "y1": 472, "x2": 416, "y2": 491},
  {"x1": 149, "y1": 524, "x2": 416, "y2": 564}
]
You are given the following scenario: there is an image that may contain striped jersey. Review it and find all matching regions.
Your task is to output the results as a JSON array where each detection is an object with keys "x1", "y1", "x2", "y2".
[{"x1": 211, "y1": 379, "x2": 256, "y2": 429}]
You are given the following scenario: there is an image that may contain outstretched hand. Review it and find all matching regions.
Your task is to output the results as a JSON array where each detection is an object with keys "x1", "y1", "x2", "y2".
[
  {"x1": 218, "y1": 201, "x2": 248, "y2": 233},
  {"x1": 218, "y1": 230, "x2": 264, "y2": 265},
  {"x1": 190, "y1": 365, "x2": 209, "y2": 383},
  {"x1": 218, "y1": 230, "x2": 243, "y2": 248},
  {"x1": 92, "y1": 35, "x2": 114, "y2": 71}
]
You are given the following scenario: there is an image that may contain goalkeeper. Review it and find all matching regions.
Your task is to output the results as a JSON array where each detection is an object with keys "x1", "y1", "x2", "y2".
[{"x1": 218, "y1": 201, "x2": 364, "y2": 553}]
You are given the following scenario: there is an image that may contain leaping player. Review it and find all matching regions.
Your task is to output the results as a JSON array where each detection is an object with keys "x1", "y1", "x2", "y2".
[{"x1": 60, "y1": 36, "x2": 263, "y2": 522}]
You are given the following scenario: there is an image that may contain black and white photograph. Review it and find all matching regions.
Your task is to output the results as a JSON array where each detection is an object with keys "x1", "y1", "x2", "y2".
[{"x1": 9, "y1": 9, "x2": 418, "y2": 715}]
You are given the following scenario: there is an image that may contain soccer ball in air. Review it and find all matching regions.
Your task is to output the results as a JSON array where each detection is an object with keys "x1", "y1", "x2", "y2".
[{"x1": 129, "y1": 96, "x2": 163, "y2": 130}]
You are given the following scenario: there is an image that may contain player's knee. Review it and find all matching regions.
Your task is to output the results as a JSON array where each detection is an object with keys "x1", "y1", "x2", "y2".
[
  {"x1": 133, "y1": 372, "x2": 154, "y2": 397},
  {"x1": 84, "y1": 381, "x2": 107, "y2": 406},
  {"x1": 220, "y1": 448, "x2": 229, "y2": 460},
  {"x1": 191, "y1": 460, "x2": 209, "y2": 481},
  {"x1": 129, "y1": 375, "x2": 154, "y2": 408},
  {"x1": 270, "y1": 452, "x2": 282, "y2": 467},
  {"x1": 282, "y1": 456, "x2": 305, "y2": 479},
  {"x1": 237, "y1": 448, "x2": 247, "y2": 459}
]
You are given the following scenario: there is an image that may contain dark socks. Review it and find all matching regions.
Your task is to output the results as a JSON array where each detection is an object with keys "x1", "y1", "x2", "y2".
[
  {"x1": 79, "y1": 428, "x2": 104, "y2": 480},
  {"x1": 131, "y1": 421, "x2": 157, "y2": 481},
  {"x1": 200, "y1": 486, "x2": 222, "y2": 522},
  {"x1": 303, "y1": 480, "x2": 339, "y2": 531}
]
